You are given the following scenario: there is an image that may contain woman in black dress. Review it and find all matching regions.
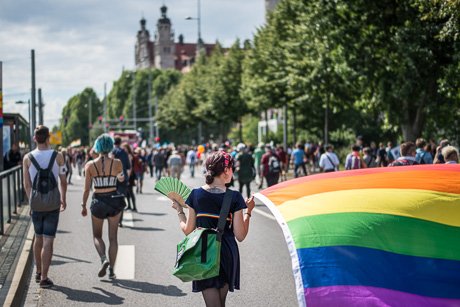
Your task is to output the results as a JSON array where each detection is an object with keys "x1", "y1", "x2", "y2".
[{"x1": 172, "y1": 151, "x2": 255, "y2": 307}]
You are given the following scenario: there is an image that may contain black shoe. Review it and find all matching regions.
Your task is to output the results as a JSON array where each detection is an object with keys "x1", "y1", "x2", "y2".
[
  {"x1": 35, "y1": 272, "x2": 41, "y2": 283},
  {"x1": 109, "y1": 268, "x2": 116, "y2": 279},
  {"x1": 98, "y1": 259, "x2": 110, "y2": 278},
  {"x1": 39, "y1": 278, "x2": 54, "y2": 288}
]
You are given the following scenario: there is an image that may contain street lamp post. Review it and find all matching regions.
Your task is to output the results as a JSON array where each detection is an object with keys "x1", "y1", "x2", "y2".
[
  {"x1": 15, "y1": 100, "x2": 32, "y2": 149},
  {"x1": 186, "y1": 0, "x2": 202, "y2": 56},
  {"x1": 186, "y1": 0, "x2": 203, "y2": 144}
]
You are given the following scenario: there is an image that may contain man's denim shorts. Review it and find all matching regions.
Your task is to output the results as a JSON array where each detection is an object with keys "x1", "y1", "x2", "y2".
[{"x1": 31, "y1": 209, "x2": 60, "y2": 237}]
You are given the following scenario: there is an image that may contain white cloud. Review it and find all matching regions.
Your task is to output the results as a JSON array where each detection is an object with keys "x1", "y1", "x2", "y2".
[{"x1": 0, "y1": 0, "x2": 266, "y2": 128}]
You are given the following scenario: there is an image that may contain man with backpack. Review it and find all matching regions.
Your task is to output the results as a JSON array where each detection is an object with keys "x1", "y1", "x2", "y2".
[
  {"x1": 389, "y1": 142, "x2": 419, "y2": 167},
  {"x1": 345, "y1": 145, "x2": 366, "y2": 170},
  {"x1": 23, "y1": 125, "x2": 67, "y2": 288},
  {"x1": 261, "y1": 145, "x2": 281, "y2": 187}
]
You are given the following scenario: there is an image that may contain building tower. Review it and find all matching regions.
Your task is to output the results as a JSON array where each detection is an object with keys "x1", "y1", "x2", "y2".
[
  {"x1": 135, "y1": 18, "x2": 153, "y2": 69},
  {"x1": 154, "y1": 5, "x2": 175, "y2": 69},
  {"x1": 265, "y1": 0, "x2": 280, "y2": 18}
]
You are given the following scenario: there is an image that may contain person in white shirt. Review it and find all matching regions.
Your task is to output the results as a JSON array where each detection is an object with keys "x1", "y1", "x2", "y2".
[{"x1": 319, "y1": 145, "x2": 340, "y2": 172}]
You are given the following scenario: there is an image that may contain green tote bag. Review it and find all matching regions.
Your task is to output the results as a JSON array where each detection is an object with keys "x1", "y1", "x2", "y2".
[{"x1": 172, "y1": 189, "x2": 233, "y2": 282}]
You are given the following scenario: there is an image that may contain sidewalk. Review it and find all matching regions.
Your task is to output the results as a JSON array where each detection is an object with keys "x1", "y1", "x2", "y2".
[{"x1": 0, "y1": 203, "x2": 33, "y2": 306}]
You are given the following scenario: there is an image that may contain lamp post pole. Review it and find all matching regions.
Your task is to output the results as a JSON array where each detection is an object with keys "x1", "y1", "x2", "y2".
[
  {"x1": 186, "y1": 0, "x2": 203, "y2": 144},
  {"x1": 31, "y1": 50, "x2": 36, "y2": 148}
]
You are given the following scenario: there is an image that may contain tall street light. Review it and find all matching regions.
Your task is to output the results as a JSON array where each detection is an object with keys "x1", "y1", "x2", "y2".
[
  {"x1": 186, "y1": 0, "x2": 203, "y2": 144},
  {"x1": 186, "y1": 0, "x2": 202, "y2": 56},
  {"x1": 15, "y1": 100, "x2": 32, "y2": 149}
]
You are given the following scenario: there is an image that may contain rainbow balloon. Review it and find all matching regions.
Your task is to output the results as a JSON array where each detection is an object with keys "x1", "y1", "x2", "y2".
[{"x1": 255, "y1": 165, "x2": 460, "y2": 306}]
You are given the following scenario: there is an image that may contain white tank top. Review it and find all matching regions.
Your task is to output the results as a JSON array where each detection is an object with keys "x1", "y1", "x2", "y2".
[{"x1": 29, "y1": 149, "x2": 59, "y2": 182}]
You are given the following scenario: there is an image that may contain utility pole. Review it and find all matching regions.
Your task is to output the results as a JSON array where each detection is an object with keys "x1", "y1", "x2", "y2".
[
  {"x1": 38, "y1": 88, "x2": 44, "y2": 125},
  {"x1": 132, "y1": 77, "x2": 137, "y2": 131},
  {"x1": 148, "y1": 72, "x2": 153, "y2": 145},
  {"x1": 154, "y1": 95, "x2": 159, "y2": 140},
  {"x1": 324, "y1": 97, "x2": 329, "y2": 145},
  {"x1": 31, "y1": 50, "x2": 36, "y2": 146},
  {"x1": 88, "y1": 96, "x2": 92, "y2": 144},
  {"x1": 104, "y1": 83, "x2": 107, "y2": 133},
  {"x1": 283, "y1": 104, "x2": 288, "y2": 151},
  {"x1": 0, "y1": 61, "x2": 3, "y2": 171}
]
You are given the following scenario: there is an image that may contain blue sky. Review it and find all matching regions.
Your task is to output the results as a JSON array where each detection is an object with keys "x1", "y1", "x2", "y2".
[{"x1": 0, "y1": 0, "x2": 266, "y2": 128}]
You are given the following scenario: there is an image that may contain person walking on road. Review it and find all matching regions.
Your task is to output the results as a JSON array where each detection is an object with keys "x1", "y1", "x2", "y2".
[
  {"x1": 81, "y1": 134, "x2": 126, "y2": 279},
  {"x1": 291, "y1": 143, "x2": 307, "y2": 178},
  {"x1": 172, "y1": 151, "x2": 255, "y2": 307},
  {"x1": 261, "y1": 145, "x2": 281, "y2": 187},
  {"x1": 186, "y1": 147, "x2": 197, "y2": 178},
  {"x1": 319, "y1": 145, "x2": 340, "y2": 172},
  {"x1": 23, "y1": 125, "x2": 68, "y2": 288},
  {"x1": 121, "y1": 143, "x2": 137, "y2": 212},
  {"x1": 235, "y1": 145, "x2": 255, "y2": 198},
  {"x1": 153, "y1": 148, "x2": 166, "y2": 180},
  {"x1": 168, "y1": 150, "x2": 183, "y2": 179}
]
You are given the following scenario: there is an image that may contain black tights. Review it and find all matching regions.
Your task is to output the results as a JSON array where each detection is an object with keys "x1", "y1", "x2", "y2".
[
  {"x1": 126, "y1": 186, "x2": 136, "y2": 210},
  {"x1": 238, "y1": 181, "x2": 251, "y2": 198},
  {"x1": 202, "y1": 284, "x2": 229, "y2": 307}
]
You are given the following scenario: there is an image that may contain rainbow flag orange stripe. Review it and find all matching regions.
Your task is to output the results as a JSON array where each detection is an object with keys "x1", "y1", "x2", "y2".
[{"x1": 254, "y1": 165, "x2": 460, "y2": 306}]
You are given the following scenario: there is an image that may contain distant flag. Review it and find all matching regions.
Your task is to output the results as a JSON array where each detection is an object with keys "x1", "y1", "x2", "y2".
[{"x1": 255, "y1": 165, "x2": 460, "y2": 306}]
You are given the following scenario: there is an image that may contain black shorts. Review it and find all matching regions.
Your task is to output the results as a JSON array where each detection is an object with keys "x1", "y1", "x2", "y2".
[{"x1": 91, "y1": 192, "x2": 126, "y2": 219}]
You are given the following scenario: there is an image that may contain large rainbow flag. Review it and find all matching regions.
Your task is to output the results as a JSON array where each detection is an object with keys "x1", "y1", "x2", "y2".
[{"x1": 254, "y1": 165, "x2": 460, "y2": 306}]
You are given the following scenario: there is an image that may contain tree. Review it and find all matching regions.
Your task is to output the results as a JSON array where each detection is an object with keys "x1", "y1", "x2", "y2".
[{"x1": 60, "y1": 88, "x2": 101, "y2": 146}]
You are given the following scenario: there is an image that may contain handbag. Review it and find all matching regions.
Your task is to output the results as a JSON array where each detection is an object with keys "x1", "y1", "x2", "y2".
[{"x1": 172, "y1": 189, "x2": 233, "y2": 282}]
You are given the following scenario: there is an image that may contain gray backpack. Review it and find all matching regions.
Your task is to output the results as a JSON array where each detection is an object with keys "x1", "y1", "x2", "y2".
[{"x1": 29, "y1": 151, "x2": 61, "y2": 212}]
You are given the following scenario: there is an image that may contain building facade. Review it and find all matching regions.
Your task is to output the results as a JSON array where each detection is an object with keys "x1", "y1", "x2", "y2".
[{"x1": 134, "y1": 5, "x2": 215, "y2": 72}]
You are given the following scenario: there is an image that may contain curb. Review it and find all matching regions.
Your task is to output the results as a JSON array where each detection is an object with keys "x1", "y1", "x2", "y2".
[{"x1": 3, "y1": 218, "x2": 34, "y2": 307}]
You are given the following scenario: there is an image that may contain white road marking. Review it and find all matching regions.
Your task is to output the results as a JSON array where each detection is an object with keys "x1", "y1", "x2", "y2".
[
  {"x1": 122, "y1": 212, "x2": 134, "y2": 228},
  {"x1": 115, "y1": 245, "x2": 135, "y2": 279},
  {"x1": 253, "y1": 207, "x2": 276, "y2": 221}
]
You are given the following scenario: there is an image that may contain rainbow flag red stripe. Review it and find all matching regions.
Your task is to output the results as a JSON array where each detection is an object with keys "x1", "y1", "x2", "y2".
[{"x1": 254, "y1": 165, "x2": 460, "y2": 306}]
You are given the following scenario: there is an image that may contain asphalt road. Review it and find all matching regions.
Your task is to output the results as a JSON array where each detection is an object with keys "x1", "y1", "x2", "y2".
[{"x1": 22, "y1": 166, "x2": 297, "y2": 307}]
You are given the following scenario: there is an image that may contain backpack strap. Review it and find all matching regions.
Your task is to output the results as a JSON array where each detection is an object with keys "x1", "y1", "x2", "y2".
[
  {"x1": 28, "y1": 153, "x2": 42, "y2": 171},
  {"x1": 325, "y1": 154, "x2": 336, "y2": 169},
  {"x1": 216, "y1": 189, "x2": 233, "y2": 242},
  {"x1": 47, "y1": 151, "x2": 58, "y2": 171}
]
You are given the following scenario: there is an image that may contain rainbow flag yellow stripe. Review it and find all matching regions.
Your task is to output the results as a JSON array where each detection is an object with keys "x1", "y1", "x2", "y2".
[{"x1": 255, "y1": 165, "x2": 460, "y2": 306}]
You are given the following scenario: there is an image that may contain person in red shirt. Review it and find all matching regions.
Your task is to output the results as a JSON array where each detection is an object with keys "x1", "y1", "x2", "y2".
[
  {"x1": 261, "y1": 145, "x2": 281, "y2": 188},
  {"x1": 276, "y1": 145, "x2": 288, "y2": 181}
]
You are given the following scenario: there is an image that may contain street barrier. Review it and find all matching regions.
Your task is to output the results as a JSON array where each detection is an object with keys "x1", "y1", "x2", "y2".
[{"x1": 0, "y1": 166, "x2": 25, "y2": 234}]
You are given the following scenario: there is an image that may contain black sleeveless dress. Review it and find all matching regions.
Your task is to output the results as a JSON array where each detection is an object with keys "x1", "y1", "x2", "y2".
[{"x1": 185, "y1": 188, "x2": 247, "y2": 292}]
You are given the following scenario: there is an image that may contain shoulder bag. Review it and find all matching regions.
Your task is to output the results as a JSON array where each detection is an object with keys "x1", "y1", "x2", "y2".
[{"x1": 172, "y1": 189, "x2": 233, "y2": 282}]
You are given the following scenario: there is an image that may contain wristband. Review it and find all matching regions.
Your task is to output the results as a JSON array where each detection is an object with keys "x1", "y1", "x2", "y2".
[
  {"x1": 245, "y1": 212, "x2": 252, "y2": 217},
  {"x1": 178, "y1": 212, "x2": 185, "y2": 215},
  {"x1": 81, "y1": 203, "x2": 86, "y2": 207}
]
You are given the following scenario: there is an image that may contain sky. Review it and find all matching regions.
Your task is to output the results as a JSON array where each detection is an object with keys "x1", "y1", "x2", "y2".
[{"x1": 0, "y1": 0, "x2": 266, "y2": 128}]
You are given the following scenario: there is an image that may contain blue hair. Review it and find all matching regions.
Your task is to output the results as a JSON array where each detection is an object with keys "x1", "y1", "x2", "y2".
[{"x1": 93, "y1": 134, "x2": 114, "y2": 154}]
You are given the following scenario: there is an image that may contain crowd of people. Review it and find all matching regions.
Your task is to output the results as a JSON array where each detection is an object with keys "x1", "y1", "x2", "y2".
[{"x1": 14, "y1": 126, "x2": 459, "y2": 306}]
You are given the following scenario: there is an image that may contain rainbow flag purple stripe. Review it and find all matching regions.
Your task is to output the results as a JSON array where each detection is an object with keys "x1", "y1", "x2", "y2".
[{"x1": 254, "y1": 165, "x2": 460, "y2": 306}]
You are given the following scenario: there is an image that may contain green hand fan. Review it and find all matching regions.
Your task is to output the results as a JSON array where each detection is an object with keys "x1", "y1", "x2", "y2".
[{"x1": 155, "y1": 177, "x2": 192, "y2": 208}]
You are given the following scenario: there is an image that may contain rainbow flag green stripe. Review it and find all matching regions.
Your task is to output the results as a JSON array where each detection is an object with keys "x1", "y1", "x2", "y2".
[
  {"x1": 288, "y1": 213, "x2": 460, "y2": 261},
  {"x1": 255, "y1": 165, "x2": 460, "y2": 306}
]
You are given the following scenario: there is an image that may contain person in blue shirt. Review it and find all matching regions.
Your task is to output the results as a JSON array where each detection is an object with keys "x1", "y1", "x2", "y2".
[
  {"x1": 415, "y1": 138, "x2": 433, "y2": 165},
  {"x1": 291, "y1": 143, "x2": 307, "y2": 178}
]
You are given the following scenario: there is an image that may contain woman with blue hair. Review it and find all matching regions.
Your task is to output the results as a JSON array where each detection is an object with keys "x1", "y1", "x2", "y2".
[{"x1": 81, "y1": 134, "x2": 125, "y2": 279}]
